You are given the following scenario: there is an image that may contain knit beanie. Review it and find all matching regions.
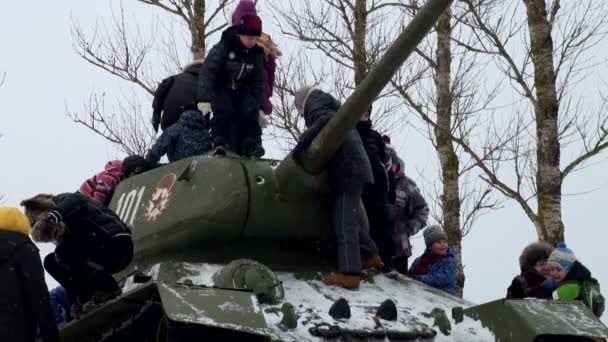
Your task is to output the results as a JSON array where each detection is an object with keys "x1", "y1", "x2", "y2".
[
  {"x1": 294, "y1": 85, "x2": 316, "y2": 112},
  {"x1": 236, "y1": 14, "x2": 262, "y2": 37},
  {"x1": 0, "y1": 207, "x2": 32, "y2": 236},
  {"x1": 232, "y1": 0, "x2": 257, "y2": 26},
  {"x1": 423, "y1": 225, "x2": 447, "y2": 248},
  {"x1": 547, "y1": 242, "x2": 576, "y2": 274},
  {"x1": 519, "y1": 241, "x2": 554, "y2": 272}
]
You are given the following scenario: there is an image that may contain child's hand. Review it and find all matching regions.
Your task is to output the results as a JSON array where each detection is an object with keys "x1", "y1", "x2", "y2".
[{"x1": 259, "y1": 110, "x2": 269, "y2": 128}]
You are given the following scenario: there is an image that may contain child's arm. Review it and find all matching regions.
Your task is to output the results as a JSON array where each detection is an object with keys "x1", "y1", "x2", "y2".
[
  {"x1": 197, "y1": 42, "x2": 225, "y2": 105},
  {"x1": 146, "y1": 128, "x2": 177, "y2": 165}
]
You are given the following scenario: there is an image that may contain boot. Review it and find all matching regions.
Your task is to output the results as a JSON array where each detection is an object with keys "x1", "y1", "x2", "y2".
[
  {"x1": 362, "y1": 254, "x2": 384, "y2": 270},
  {"x1": 322, "y1": 273, "x2": 361, "y2": 289},
  {"x1": 245, "y1": 144, "x2": 265, "y2": 158}
]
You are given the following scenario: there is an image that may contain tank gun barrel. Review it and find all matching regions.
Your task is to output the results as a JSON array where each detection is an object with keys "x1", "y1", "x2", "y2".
[{"x1": 280, "y1": 0, "x2": 451, "y2": 174}]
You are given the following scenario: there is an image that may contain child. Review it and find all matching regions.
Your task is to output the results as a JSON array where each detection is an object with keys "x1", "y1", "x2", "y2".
[
  {"x1": 145, "y1": 110, "x2": 212, "y2": 164},
  {"x1": 383, "y1": 146, "x2": 429, "y2": 275},
  {"x1": 197, "y1": 12, "x2": 266, "y2": 157},
  {"x1": 292, "y1": 86, "x2": 382, "y2": 290},
  {"x1": 151, "y1": 60, "x2": 205, "y2": 132},
  {"x1": 231, "y1": 0, "x2": 282, "y2": 122},
  {"x1": 79, "y1": 155, "x2": 151, "y2": 206},
  {"x1": 0, "y1": 207, "x2": 59, "y2": 342},
  {"x1": 547, "y1": 243, "x2": 604, "y2": 317},
  {"x1": 21, "y1": 192, "x2": 134, "y2": 315},
  {"x1": 507, "y1": 241, "x2": 556, "y2": 299},
  {"x1": 408, "y1": 225, "x2": 457, "y2": 295}
]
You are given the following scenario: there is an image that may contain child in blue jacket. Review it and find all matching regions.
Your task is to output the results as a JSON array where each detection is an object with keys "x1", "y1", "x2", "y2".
[{"x1": 408, "y1": 225, "x2": 457, "y2": 295}]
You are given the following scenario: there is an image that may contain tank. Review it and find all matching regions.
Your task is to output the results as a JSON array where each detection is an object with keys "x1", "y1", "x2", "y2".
[{"x1": 57, "y1": 0, "x2": 608, "y2": 340}]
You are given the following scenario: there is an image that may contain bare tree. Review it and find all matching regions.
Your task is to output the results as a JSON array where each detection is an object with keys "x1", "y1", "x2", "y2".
[
  {"x1": 68, "y1": 0, "x2": 234, "y2": 155},
  {"x1": 390, "y1": 1, "x2": 505, "y2": 296},
  {"x1": 434, "y1": 0, "x2": 608, "y2": 245},
  {"x1": 269, "y1": 0, "x2": 406, "y2": 138}
]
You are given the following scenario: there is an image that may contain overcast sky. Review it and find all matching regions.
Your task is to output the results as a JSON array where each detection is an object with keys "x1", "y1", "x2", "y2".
[{"x1": 1, "y1": 0, "x2": 607, "y2": 325}]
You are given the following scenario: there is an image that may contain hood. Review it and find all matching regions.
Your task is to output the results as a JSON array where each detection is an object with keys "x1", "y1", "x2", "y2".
[
  {"x1": 303, "y1": 89, "x2": 341, "y2": 126},
  {"x1": 564, "y1": 261, "x2": 592, "y2": 282},
  {"x1": 179, "y1": 110, "x2": 207, "y2": 129},
  {"x1": 0, "y1": 207, "x2": 32, "y2": 236},
  {"x1": 104, "y1": 160, "x2": 124, "y2": 174},
  {"x1": 183, "y1": 60, "x2": 203, "y2": 74},
  {"x1": 232, "y1": 0, "x2": 257, "y2": 25},
  {"x1": 424, "y1": 247, "x2": 455, "y2": 259}
]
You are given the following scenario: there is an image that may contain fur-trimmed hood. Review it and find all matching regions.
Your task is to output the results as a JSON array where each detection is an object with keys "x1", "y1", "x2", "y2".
[{"x1": 519, "y1": 241, "x2": 554, "y2": 272}]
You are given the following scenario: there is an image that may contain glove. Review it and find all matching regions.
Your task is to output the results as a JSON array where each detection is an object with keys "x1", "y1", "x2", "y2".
[
  {"x1": 258, "y1": 110, "x2": 269, "y2": 128},
  {"x1": 197, "y1": 102, "x2": 212, "y2": 114}
]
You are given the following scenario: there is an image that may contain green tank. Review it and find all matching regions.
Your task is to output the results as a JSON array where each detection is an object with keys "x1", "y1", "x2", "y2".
[{"x1": 58, "y1": 0, "x2": 608, "y2": 340}]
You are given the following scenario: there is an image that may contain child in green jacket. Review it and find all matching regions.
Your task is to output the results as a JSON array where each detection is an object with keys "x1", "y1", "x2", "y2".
[{"x1": 547, "y1": 243, "x2": 604, "y2": 317}]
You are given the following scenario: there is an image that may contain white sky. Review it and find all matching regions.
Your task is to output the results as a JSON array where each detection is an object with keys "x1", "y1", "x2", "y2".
[{"x1": 1, "y1": 0, "x2": 607, "y2": 326}]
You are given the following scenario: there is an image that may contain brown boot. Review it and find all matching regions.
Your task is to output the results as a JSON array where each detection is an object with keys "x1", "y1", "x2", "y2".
[
  {"x1": 322, "y1": 273, "x2": 361, "y2": 289},
  {"x1": 362, "y1": 255, "x2": 384, "y2": 270}
]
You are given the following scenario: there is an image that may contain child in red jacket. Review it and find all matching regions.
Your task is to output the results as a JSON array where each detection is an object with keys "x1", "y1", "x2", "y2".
[{"x1": 79, "y1": 155, "x2": 151, "y2": 206}]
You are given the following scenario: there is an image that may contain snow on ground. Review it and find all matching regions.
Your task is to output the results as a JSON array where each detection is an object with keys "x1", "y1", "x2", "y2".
[{"x1": 124, "y1": 262, "x2": 495, "y2": 341}]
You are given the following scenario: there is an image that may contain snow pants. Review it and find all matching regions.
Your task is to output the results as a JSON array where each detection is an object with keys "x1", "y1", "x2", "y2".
[
  {"x1": 363, "y1": 193, "x2": 395, "y2": 270},
  {"x1": 332, "y1": 187, "x2": 379, "y2": 273},
  {"x1": 211, "y1": 88, "x2": 262, "y2": 155},
  {"x1": 44, "y1": 233, "x2": 133, "y2": 305}
]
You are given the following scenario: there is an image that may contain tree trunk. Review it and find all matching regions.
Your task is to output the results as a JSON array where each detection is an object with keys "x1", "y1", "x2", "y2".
[
  {"x1": 353, "y1": 0, "x2": 368, "y2": 84},
  {"x1": 524, "y1": 0, "x2": 564, "y2": 245},
  {"x1": 191, "y1": 0, "x2": 206, "y2": 60},
  {"x1": 434, "y1": 8, "x2": 464, "y2": 297}
]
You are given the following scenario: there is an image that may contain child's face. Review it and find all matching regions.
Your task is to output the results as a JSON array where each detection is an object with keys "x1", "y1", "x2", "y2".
[
  {"x1": 549, "y1": 265, "x2": 566, "y2": 282},
  {"x1": 239, "y1": 35, "x2": 258, "y2": 49},
  {"x1": 430, "y1": 240, "x2": 449, "y2": 256},
  {"x1": 533, "y1": 259, "x2": 551, "y2": 276}
]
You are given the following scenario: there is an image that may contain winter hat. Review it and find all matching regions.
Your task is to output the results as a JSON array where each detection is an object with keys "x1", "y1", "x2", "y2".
[
  {"x1": 547, "y1": 242, "x2": 576, "y2": 274},
  {"x1": 232, "y1": 0, "x2": 257, "y2": 26},
  {"x1": 519, "y1": 241, "x2": 554, "y2": 272},
  {"x1": 423, "y1": 225, "x2": 448, "y2": 247},
  {"x1": 0, "y1": 207, "x2": 32, "y2": 236},
  {"x1": 294, "y1": 85, "x2": 317, "y2": 112},
  {"x1": 123, "y1": 155, "x2": 153, "y2": 176},
  {"x1": 236, "y1": 14, "x2": 262, "y2": 37}
]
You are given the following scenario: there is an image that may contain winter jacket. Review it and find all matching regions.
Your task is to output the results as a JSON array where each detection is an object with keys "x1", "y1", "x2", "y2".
[
  {"x1": 0, "y1": 209, "x2": 59, "y2": 342},
  {"x1": 357, "y1": 121, "x2": 391, "y2": 217},
  {"x1": 79, "y1": 160, "x2": 125, "y2": 207},
  {"x1": 51, "y1": 192, "x2": 131, "y2": 260},
  {"x1": 506, "y1": 270, "x2": 556, "y2": 299},
  {"x1": 145, "y1": 110, "x2": 212, "y2": 164},
  {"x1": 409, "y1": 248, "x2": 457, "y2": 295},
  {"x1": 389, "y1": 172, "x2": 429, "y2": 257},
  {"x1": 197, "y1": 26, "x2": 266, "y2": 111},
  {"x1": 552, "y1": 261, "x2": 592, "y2": 301},
  {"x1": 293, "y1": 89, "x2": 373, "y2": 192},
  {"x1": 152, "y1": 62, "x2": 203, "y2": 131}
]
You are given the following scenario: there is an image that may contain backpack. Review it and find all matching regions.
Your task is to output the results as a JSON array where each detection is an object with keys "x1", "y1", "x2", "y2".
[{"x1": 580, "y1": 278, "x2": 605, "y2": 318}]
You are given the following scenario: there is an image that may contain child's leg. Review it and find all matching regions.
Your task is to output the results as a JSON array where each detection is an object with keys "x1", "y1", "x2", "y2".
[
  {"x1": 332, "y1": 188, "x2": 364, "y2": 273},
  {"x1": 236, "y1": 90, "x2": 263, "y2": 156},
  {"x1": 211, "y1": 90, "x2": 236, "y2": 148}
]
